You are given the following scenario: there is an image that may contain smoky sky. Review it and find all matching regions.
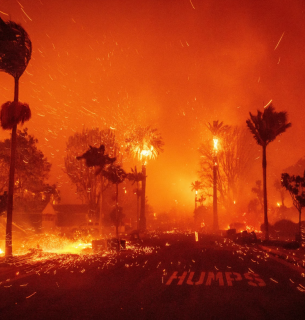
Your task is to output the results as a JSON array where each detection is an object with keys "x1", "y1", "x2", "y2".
[{"x1": 0, "y1": 0, "x2": 305, "y2": 211}]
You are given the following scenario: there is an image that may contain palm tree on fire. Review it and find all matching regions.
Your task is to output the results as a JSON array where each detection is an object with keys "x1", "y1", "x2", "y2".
[
  {"x1": 207, "y1": 120, "x2": 230, "y2": 231},
  {"x1": 125, "y1": 126, "x2": 164, "y2": 231},
  {"x1": 246, "y1": 104, "x2": 291, "y2": 240},
  {"x1": 0, "y1": 18, "x2": 32, "y2": 257}
]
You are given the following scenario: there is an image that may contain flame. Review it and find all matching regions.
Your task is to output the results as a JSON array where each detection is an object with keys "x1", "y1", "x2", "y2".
[
  {"x1": 213, "y1": 138, "x2": 218, "y2": 151},
  {"x1": 0, "y1": 248, "x2": 3, "y2": 255},
  {"x1": 131, "y1": 144, "x2": 155, "y2": 164},
  {"x1": 245, "y1": 225, "x2": 262, "y2": 233},
  {"x1": 140, "y1": 145, "x2": 154, "y2": 160}
]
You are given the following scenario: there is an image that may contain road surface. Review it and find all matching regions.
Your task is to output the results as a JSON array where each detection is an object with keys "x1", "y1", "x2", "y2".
[{"x1": 0, "y1": 232, "x2": 305, "y2": 319}]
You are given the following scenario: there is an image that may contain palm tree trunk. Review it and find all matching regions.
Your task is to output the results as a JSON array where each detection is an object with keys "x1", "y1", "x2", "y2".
[
  {"x1": 136, "y1": 180, "x2": 139, "y2": 230},
  {"x1": 140, "y1": 164, "x2": 146, "y2": 231},
  {"x1": 213, "y1": 156, "x2": 218, "y2": 231},
  {"x1": 5, "y1": 76, "x2": 19, "y2": 258},
  {"x1": 262, "y1": 145, "x2": 269, "y2": 240}
]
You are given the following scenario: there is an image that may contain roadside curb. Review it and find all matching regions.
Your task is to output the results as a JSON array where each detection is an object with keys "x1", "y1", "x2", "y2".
[{"x1": 258, "y1": 245, "x2": 305, "y2": 273}]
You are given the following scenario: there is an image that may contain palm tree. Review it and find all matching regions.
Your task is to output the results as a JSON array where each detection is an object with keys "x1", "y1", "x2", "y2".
[
  {"x1": 207, "y1": 121, "x2": 230, "y2": 231},
  {"x1": 191, "y1": 181, "x2": 202, "y2": 211},
  {"x1": 125, "y1": 126, "x2": 164, "y2": 231},
  {"x1": 0, "y1": 18, "x2": 32, "y2": 257},
  {"x1": 246, "y1": 104, "x2": 291, "y2": 240}
]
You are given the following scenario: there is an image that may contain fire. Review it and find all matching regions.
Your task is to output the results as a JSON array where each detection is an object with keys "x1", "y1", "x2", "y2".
[
  {"x1": 140, "y1": 145, "x2": 154, "y2": 161},
  {"x1": 129, "y1": 144, "x2": 155, "y2": 164},
  {"x1": 245, "y1": 225, "x2": 262, "y2": 233},
  {"x1": 213, "y1": 138, "x2": 218, "y2": 151},
  {"x1": 0, "y1": 248, "x2": 3, "y2": 255},
  {"x1": 10, "y1": 234, "x2": 94, "y2": 256}
]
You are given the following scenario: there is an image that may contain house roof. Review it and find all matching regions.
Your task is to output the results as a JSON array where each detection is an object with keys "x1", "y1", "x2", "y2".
[
  {"x1": 53, "y1": 204, "x2": 89, "y2": 215},
  {"x1": 42, "y1": 202, "x2": 56, "y2": 215}
]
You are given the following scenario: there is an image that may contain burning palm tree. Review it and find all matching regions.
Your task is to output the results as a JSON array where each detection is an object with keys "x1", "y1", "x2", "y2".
[
  {"x1": 246, "y1": 104, "x2": 291, "y2": 240},
  {"x1": 0, "y1": 18, "x2": 32, "y2": 257},
  {"x1": 207, "y1": 121, "x2": 230, "y2": 232},
  {"x1": 126, "y1": 126, "x2": 164, "y2": 231}
]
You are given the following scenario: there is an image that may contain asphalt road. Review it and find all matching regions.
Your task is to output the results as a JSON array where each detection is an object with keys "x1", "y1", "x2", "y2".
[{"x1": 1, "y1": 233, "x2": 305, "y2": 320}]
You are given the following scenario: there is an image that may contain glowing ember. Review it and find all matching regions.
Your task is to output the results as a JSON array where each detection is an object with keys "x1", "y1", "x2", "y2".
[{"x1": 13, "y1": 234, "x2": 93, "y2": 256}]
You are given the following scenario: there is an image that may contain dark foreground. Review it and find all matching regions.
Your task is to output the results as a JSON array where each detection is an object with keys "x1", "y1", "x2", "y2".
[{"x1": 1, "y1": 232, "x2": 305, "y2": 320}]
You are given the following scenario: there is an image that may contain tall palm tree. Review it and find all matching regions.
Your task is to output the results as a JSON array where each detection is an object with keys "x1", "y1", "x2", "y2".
[
  {"x1": 246, "y1": 104, "x2": 291, "y2": 240},
  {"x1": 207, "y1": 121, "x2": 230, "y2": 231},
  {"x1": 191, "y1": 181, "x2": 202, "y2": 211},
  {"x1": 125, "y1": 126, "x2": 164, "y2": 231},
  {"x1": 0, "y1": 18, "x2": 32, "y2": 257}
]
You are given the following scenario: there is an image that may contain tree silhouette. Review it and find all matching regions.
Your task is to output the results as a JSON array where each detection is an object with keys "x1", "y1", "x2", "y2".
[
  {"x1": 281, "y1": 172, "x2": 305, "y2": 241},
  {"x1": 65, "y1": 128, "x2": 118, "y2": 230},
  {"x1": 0, "y1": 128, "x2": 52, "y2": 197},
  {"x1": 0, "y1": 18, "x2": 32, "y2": 257},
  {"x1": 246, "y1": 105, "x2": 291, "y2": 240}
]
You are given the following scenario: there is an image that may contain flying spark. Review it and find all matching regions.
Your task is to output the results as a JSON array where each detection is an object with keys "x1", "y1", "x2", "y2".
[
  {"x1": 21, "y1": 7, "x2": 32, "y2": 21},
  {"x1": 263, "y1": 100, "x2": 272, "y2": 109},
  {"x1": 274, "y1": 32, "x2": 285, "y2": 50}
]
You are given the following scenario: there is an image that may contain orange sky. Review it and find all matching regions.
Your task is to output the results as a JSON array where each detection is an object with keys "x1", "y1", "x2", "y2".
[{"x1": 1, "y1": 0, "x2": 305, "y2": 212}]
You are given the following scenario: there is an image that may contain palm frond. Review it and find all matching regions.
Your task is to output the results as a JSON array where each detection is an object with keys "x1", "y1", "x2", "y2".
[
  {"x1": 0, "y1": 18, "x2": 32, "y2": 79},
  {"x1": 246, "y1": 104, "x2": 291, "y2": 146},
  {"x1": 0, "y1": 101, "x2": 31, "y2": 130},
  {"x1": 191, "y1": 180, "x2": 202, "y2": 192},
  {"x1": 207, "y1": 120, "x2": 230, "y2": 137}
]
